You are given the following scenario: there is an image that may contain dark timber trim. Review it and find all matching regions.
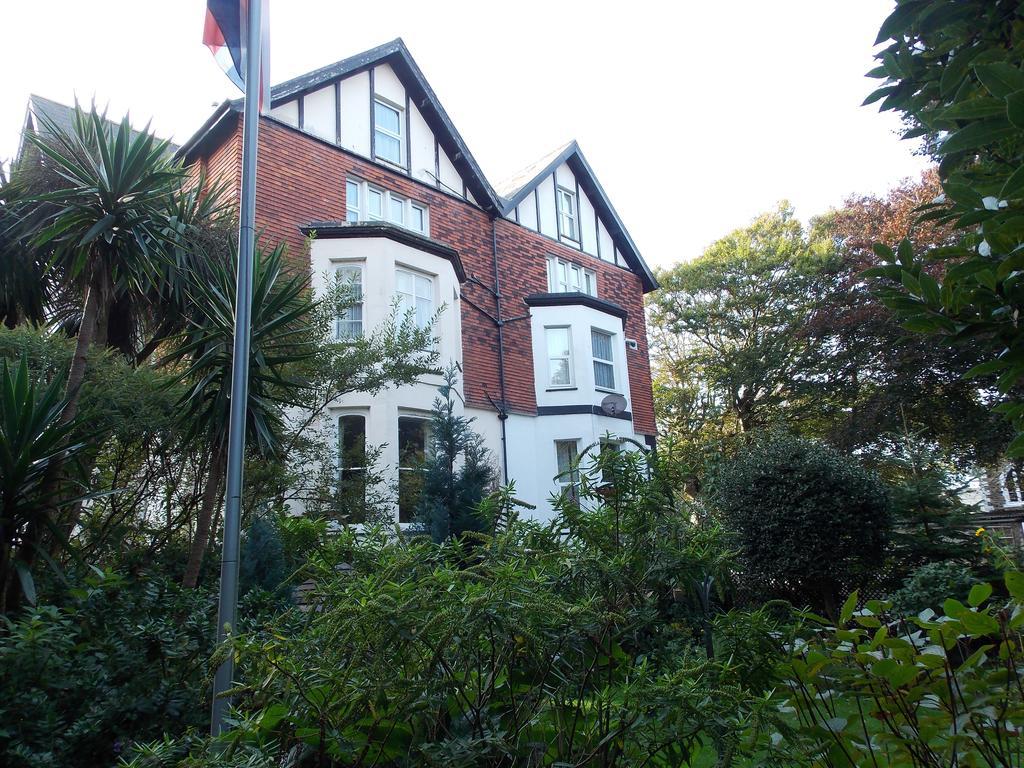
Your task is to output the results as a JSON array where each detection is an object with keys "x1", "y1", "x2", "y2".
[
  {"x1": 368, "y1": 67, "x2": 376, "y2": 161},
  {"x1": 334, "y1": 81, "x2": 341, "y2": 144},
  {"x1": 537, "y1": 404, "x2": 633, "y2": 422},
  {"x1": 300, "y1": 221, "x2": 466, "y2": 282},
  {"x1": 524, "y1": 292, "x2": 627, "y2": 323}
]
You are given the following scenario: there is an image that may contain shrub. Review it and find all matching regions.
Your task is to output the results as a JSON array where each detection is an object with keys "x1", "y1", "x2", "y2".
[
  {"x1": 889, "y1": 560, "x2": 979, "y2": 615},
  {"x1": 0, "y1": 570, "x2": 215, "y2": 768},
  {"x1": 709, "y1": 432, "x2": 891, "y2": 614}
]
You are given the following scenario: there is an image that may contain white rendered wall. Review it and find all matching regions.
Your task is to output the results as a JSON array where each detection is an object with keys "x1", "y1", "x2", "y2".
[
  {"x1": 303, "y1": 85, "x2": 336, "y2": 142},
  {"x1": 373, "y1": 64, "x2": 405, "y2": 106},
  {"x1": 517, "y1": 192, "x2": 538, "y2": 230},
  {"x1": 578, "y1": 186, "x2": 598, "y2": 256},
  {"x1": 537, "y1": 175, "x2": 557, "y2": 238},
  {"x1": 598, "y1": 220, "x2": 614, "y2": 262},
  {"x1": 308, "y1": 235, "x2": 464, "y2": 522},
  {"x1": 409, "y1": 102, "x2": 435, "y2": 185},
  {"x1": 340, "y1": 71, "x2": 371, "y2": 157},
  {"x1": 438, "y1": 145, "x2": 462, "y2": 196},
  {"x1": 504, "y1": 411, "x2": 644, "y2": 522},
  {"x1": 270, "y1": 100, "x2": 298, "y2": 127}
]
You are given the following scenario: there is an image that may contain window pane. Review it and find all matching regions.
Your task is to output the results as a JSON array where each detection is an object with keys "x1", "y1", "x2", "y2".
[
  {"x1": 415, "y1": 275, "x2": 432, "y2": 298},
  {"x1": 556, "y1": 440, "x2": 577, "y2": 475},
  {"x1": 376, "y1": 133, "x2": 401, "y2": 164},
  {"x1": 594, "y1": 360, "x2": 615, "y2": 389},
  {"x1": 368, "y1": 189, "x2": 383, "y2": 218},
  {"x1": 339, "y1": 415, "x2": 366, "y2": 469},
  {"x1": 411, "y1": 205, "x2": 426, "y2": 233},
  {"x1": 390, "y1": 196, "x2": 405, "y2": 224},
  {"x1": 546, "y1": 328, "x2": 570, "y2": 358},
  {"x1": 374, "y1": 101, "x2": 401, "y2": 133},
  {"x1": 550, "y1": 358, "x2": 571, "y2": 386},
  {"x1": 569, "y1": 265, "x2": 581, "y2": 291},
  {"x1": 396, "y1": 269, "x2": 413, "y2": 295},
  {"x1": 592, "y1": 330, "x2": 613, "y2": 361},
  {"x1": 416, "y1": 296, "x2": 432, "y2": 328},
  {"x1": 398, "y1": 416, "x2": 428, "y2": 523}
]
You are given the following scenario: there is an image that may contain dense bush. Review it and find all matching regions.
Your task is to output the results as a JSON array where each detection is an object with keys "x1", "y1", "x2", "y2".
[
  {"x1": 0, "y1": 570, "x2": 215, "y2": 768},
  {"x1": 121, "y1": 449, "x2": 784, "y2": 767},
  {"x1": 709, "y1": 432, "x2": 891, "y2": 614},
  {"x1": 889, "y1": 560, "x2": 980, "y2": 615}
]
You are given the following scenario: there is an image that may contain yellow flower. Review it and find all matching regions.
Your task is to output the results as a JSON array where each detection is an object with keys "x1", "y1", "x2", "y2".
[{"x1": 975, "y1": 527, "x2": 986, "y2": 537}]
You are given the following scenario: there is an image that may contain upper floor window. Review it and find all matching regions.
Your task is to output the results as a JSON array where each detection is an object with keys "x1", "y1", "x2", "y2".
[
  {"x1": 396, "y1": 268, "x2": 434, "y2": 331},
  {"x1": 374, "y1": 99, "x2": 403, "y2": 166},
  {"x1": 556, "y1": 187, "x2": 578, "y2": 242},
  {"x1": 347, "y1": 178, "x2": 428, "y2": 234},
  {"x1": 546, "y1": 326, "x2": 573, "y2": 387},
  {"x1": 592, "y1": 329, "x2": 616, "y2": 390},
  {"x1": 346, "y1": 180, "x2": 360, "y2": 223},
  {"x1": 334, "y1": 264, "x2": 363, "y2": 339},
  {"x1": 548, "y1": 257, "x2": 595, "y2": 296}
]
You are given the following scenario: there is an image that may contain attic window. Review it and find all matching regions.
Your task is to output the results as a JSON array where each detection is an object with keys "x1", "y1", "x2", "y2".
[
  {"x1": 374, "y1": 99, "x2": 403, "y2": 166},
  {"x1": 556, "y1": 187, "x2": 578, "y2": 242}
]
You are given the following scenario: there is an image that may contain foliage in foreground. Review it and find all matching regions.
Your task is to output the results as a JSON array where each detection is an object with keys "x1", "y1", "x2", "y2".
[
  {"x1": 780, "y1": 564, "x2": 1024, "y2": 767},
  {"x1": 0, "y1": 570, "x2": 215, "y2": 768},
  {"x1": 121, "y1": 450, "x2": 784, "y2": 768}
]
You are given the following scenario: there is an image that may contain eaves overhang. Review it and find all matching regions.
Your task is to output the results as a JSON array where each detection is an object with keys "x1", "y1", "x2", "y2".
[{"x1": 299, "y1": 221, "x2": 467, "y2": 283}]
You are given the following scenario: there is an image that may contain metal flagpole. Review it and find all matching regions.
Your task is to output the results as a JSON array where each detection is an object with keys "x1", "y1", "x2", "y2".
[{"x1": 211, "y1": 0, "x2": 263, "y2": 737}]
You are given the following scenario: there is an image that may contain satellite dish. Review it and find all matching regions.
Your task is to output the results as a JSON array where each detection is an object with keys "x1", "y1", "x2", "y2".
[{"x1": 600, "y1": 393, "x2": 627, "y2": 417}]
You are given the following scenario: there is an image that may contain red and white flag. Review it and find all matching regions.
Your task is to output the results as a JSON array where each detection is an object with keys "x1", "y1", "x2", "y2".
[{"x1": 203, "y1": 0, "x2": 270, "y2": 112}]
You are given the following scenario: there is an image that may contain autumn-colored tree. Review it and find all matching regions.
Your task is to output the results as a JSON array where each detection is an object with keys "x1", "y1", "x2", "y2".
[{"x1": 808, "y1": 170, "x2": 1009, "y2": 465}]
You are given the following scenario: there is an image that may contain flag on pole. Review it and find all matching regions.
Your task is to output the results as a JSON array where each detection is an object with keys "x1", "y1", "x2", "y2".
[{"x1": 204, "y1": 0, "x2": 271, "y2": 111}]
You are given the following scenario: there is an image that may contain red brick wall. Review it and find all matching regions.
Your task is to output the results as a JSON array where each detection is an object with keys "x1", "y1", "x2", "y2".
[{"x1": 196, "y1": 116, "x2": 655, "y2": 435}]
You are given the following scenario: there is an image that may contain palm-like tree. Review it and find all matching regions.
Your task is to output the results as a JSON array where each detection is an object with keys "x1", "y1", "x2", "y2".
[
  {"x1": 163, "y1": 241, "x2": 313, "y2": 588},
  {"x1": 28, "y1": 105, "x2": 183, "y2": 422},
  {"x1": 0, "y1": 356, "x2": 85, "y2": 612}
]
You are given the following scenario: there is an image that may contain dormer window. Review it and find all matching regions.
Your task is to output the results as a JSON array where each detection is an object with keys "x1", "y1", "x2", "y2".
[
  {"x1": 548, "y1": 256, "x2": 596, "y2": 297},
  {"x1": 374, "y1": 99, "x2": 403, "y2": 166},
  {"x1": 556, "y1": 187, "x2": 578, "y2": 242}
]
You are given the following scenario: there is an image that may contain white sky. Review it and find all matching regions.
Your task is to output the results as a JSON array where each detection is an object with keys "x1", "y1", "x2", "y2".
[{"x1": 1, "y1": 0, "x2": 926, "y2": 270}]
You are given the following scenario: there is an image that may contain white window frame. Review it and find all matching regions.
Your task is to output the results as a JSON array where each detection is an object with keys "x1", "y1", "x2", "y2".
[
  {"x1": 591, "y1": 328, "x2": 616, "y2": 391},
  {"x1": 545, "y1": 326, "x2": 574, "y2": 388},
  {"x1": 554, "y1": 439, "x2": 580, "y2": 490},
  {"x1": 346, "y1": 179, "x2": 360, "y2": 223},
  {"x1": 373, "y1": 98, "x2": 404, "y2": 166},
  {"x1": 556, "y1": 186, "x2": 579, "y2": 242},
  {"x1": 395, "y1": 267, "x2": 434, "y2": 332},
  {"x1": 346, "y1": 178, "x2": 429, "y2": 235},
  {"x1": 547, "y1": 256, "x2": 596, "y2": 297},
  {"x1": 333, "y1": 263, "x2": 364, "y2": 340}
]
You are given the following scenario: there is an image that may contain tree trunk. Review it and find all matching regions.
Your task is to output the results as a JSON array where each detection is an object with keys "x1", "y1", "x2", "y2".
[{"x1": 182, "y1": 446, "x2": 227, "y2": 589}]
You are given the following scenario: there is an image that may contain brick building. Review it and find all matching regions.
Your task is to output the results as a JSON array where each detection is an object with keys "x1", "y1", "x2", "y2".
[{"x1": 29, "y1": 38, "x2": 660, "y2": 522}]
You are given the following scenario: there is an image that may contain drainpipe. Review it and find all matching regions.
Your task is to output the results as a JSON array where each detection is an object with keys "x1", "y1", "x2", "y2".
[{"x1": 491, "y1": 219, "x2": 510, "y2": 481}]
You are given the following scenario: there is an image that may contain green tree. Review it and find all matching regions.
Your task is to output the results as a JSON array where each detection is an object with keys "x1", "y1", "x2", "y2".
[
  {"x1": 708, "y1": 432, "x2": 891, "y2": 615},
  {"x1": 163, "y1": 240, "x2": 313, "y2": 588},
  {"x1": 862, "y1": 0, "x2": 1024, "y2": 455},
  {"x1": 0, "y1": 356, "x2": 85, "y2": 612},
  {"x1": 415, "y1": 367, "x2": 497, "y2": 543},
  {"x1": 650, "y1": 203, "x2": 832, "y2": 442}
]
